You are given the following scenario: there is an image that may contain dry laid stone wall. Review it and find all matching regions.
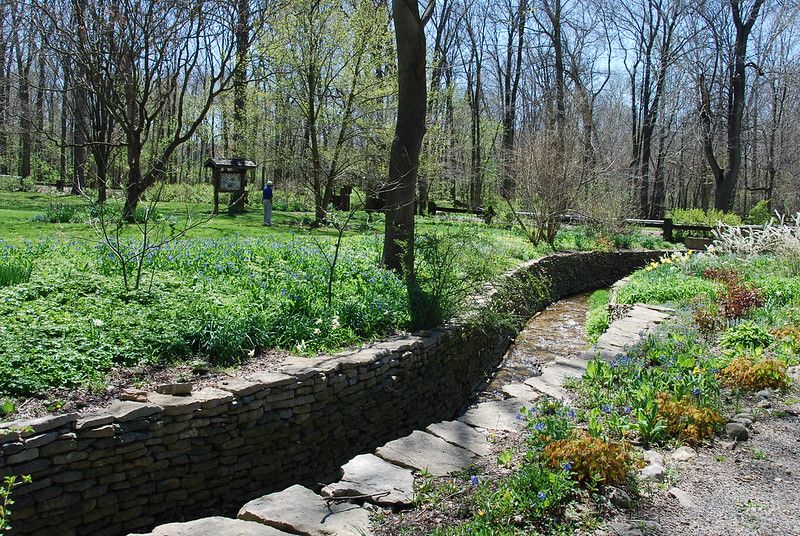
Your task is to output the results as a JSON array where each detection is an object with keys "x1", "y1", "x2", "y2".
[{"x1": 0, "y1": 250, "x2": 662, "y2": 536}]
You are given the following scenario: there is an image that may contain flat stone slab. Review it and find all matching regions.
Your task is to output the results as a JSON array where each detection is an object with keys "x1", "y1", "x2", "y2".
[
  {"x1": 131, "y1": 516, "x2": 291, "y2": 536},
  {"x1": 523, "y1": 376, "x2": 569, "y2": 400},
  {"x1": 375, "y1": 430, "x2": 476, "y2": 477},
  {"x1": 426, "y1": 420, "x2": 493, "y2": 457},
  {"x1": 458, "y1": 399, "x2": 527, "y2": 432},
  {"x1": 238, "y1": 484, "x2": 371, "y2": 536},
  {"x1": 321, "y1": 454, "x2": 414, "y2": 506},
  {"x1": 500, "y1": 382, "x2": 541, "y2": 402},
  {"x1": 597, "y1": 305, "x2": 673, "y2": 356}
]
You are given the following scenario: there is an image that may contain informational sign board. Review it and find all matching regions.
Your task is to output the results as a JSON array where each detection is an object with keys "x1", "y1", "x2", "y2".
[
  {"x1": 219, "y1": 171, "x2": 244, "y2": 192},
  {"x1": 205, "y1": 158, "x2": 257, "y2": 214}
]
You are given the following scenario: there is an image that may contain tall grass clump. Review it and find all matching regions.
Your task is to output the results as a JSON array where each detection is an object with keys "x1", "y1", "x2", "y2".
[{"x1": 0, "y1": 246, "x2": 33, "y2": 287}]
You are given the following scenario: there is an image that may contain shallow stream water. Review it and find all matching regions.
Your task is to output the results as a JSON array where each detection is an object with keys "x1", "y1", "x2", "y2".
[{"x1": 479, "y1": 292, "x2": 591, "y2": 402}]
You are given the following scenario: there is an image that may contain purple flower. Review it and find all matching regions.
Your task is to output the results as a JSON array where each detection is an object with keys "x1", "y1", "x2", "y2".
[
  {"x1": 537, "y1": 491, "x2": 547, "y2": 500},
  {"x1": 567, "y1": 409, "x2": 576, "y2": 419},
  {"x1": 562, "y1": 461, "x2": 573, "y2": 472},
  {"x1": 533, "y1": 422, "x2": 546, "y2": 432},
  {"x1": 621, "y1": 406, "x2": 632, "y2": 415},
  {"x1": 602, "y1": 404, "x2": 613, "y2": 414},
  {"x1": 692, "y1": 387, "x2": 702, "y2": 396},
  {"x1": 470, "y1": 475, "x2": 479, "y2": 486}
]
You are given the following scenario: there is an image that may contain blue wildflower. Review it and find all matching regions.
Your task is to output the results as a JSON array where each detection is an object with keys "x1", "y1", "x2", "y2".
[
  {"x1": 470, "y1": 475, "x2": 479, "y2": 486},
  {"x1": 601, "y1": 404, "x2": 613, "y2": 414},
  {"x1": 533, "y1": 422, "x2": 546, "y2": 432},
  {"x1": 537, "y1": 491, "x2": 547, "y2": 500},
  {"x1": 562, "y1": 461, "x2": 573, "y2": 472}
]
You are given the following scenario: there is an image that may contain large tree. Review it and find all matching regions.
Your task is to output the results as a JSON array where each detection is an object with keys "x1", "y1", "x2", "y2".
[
  {"x1": 382, "y1": 0, "x2": 433, "y2": 275},
  {"x1": 698, "y1": 0, "x2": 765, "y2": 211}
]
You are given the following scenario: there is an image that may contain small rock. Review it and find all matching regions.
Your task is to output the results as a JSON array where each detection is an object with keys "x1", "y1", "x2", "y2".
[
  {"x1": 725, "y1": 422, "x2": 749, "y2": 441},
  {"x1": 671, "y1": 446, "x2": 697, "y2": 462},
  {"x1": 756, "y1": 389, "x2": 773, "y2": 401},
  {"x1": 642, "y1": 450, "x2": 665, "y2": 466},
  {"x1": 155, "y1": 383, "x2": 193, "y2": 396},
  {"x1": 120, "y1": 389, "x2": 148, "y2": 402},
  {"x1": 608, "y1": 486, "x2": 633, "y2": 509},
  {"x1": 668, "y1": 486, "x2": 695, "y2": 508},
  {"x1": 640, "y1": 463, "x2": 665, "y2": 482},
  {"x1": 729, "y1": 417, "x2": 753, "y2": 427},
  {"x1": 787, "y1": 366, "x2": 799, "y2": 382},
  {"x1": 756, "y1": 399, "x2": 772, "y2": 409}
]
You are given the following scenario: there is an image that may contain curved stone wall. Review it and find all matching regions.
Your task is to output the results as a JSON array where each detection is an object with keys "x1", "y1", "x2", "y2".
[{"x1": 0, "y1": 250, "x2": 661, "y2": 536}]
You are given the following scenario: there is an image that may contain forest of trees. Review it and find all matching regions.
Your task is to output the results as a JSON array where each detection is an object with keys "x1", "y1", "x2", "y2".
[{"x1": 1, "y1": 0, "x2": 799, "y2": 225}]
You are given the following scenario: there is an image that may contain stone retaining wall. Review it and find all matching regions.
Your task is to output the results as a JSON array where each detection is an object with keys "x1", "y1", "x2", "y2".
[{"x1": 0, "y1": 250, "x2": 661, "y2": 536}]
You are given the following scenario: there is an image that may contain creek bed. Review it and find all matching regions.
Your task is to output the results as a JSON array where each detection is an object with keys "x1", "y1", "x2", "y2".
[{"x1": 479, "y1": 292, "x2": 590, "y2": 402}]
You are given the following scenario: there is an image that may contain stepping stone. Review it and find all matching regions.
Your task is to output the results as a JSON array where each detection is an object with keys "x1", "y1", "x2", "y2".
[
  {"x1": 239, "y1": 485, "x2": 371, "y2": 536},
  {"x1": 131, "y1": 516, "x2": 291, "y2": 536},
  {"x1": 321, "y1": 454, "x2": 414, "y2": 506},
  {"x1": 501, "y1": 382, "x2": 541, "y2": 402},
  {"x1": 459, "y1": 399, "x2": 528, "y2": 432},
  {"x1": 375, "y1": 430, "x2": 475, "y2": 477},
  {"x1": 426, "y1": 420, "x2": 493, "y2": 457},
  {"x1": 539, "y1": 361, "x2": 585, "y2": 384}
]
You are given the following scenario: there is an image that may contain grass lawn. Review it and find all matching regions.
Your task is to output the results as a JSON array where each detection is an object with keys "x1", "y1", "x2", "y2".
[{"x1": 0, "y1": 189, "x2": 671, "y2": 413}]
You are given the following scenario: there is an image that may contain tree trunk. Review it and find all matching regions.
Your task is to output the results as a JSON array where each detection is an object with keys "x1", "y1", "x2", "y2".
[
  {"x1": 713, "y1": 0, "x2": 765, "y2": 211},
  {"x1": 382, "y1": 0, "x2": 427, "y2": 276},
  {"x1": 229, "y1": 0, "x2": 249, "y2": 215}
]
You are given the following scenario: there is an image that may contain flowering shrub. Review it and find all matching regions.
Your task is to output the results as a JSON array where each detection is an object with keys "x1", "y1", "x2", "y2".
[{"x1": 711, "y1": 212, "x2": 800, "y2": 258}]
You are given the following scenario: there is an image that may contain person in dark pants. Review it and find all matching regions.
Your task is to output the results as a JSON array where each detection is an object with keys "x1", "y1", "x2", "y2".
[{"x1": 262, "y1": 181, "x2": 273, "y2": 226}]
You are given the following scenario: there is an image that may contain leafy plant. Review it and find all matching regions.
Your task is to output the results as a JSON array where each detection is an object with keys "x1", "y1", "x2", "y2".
[
  {"x1": 585, "y1": 289, "x2": 610, "y2": 343},
  {"x1": 1, "y1": 475, "x2": 32, "y2": 532},
  {"x1": 409, "y1": 229, "x2": 493, "y2": 330},
  {"x1": 718, "y1": 355, "x2": 790, "y2": 391},
  {"x1": 30, "y1": 202, "x2": 83, "y2": 223},
  {"x1": 720, "y1": 322, "x2": 773, "y2": 351},
  {"x1": 655, "y1": 393, "x2": 724, "y2": 445},
  {"x1": 0, "y1": 257, "x2": 32, "y2": 288},
  {"x1": 543, "y1": 433, "x2": 635, "y2": 486}
]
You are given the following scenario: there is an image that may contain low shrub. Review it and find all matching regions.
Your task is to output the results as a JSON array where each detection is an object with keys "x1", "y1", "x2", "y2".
[
  {"x1": 543, "y1": 433, "x2": 634, "y2": 486},
  {"x1": 30, "y1": 202, "x2": 83, "y2": 223},
  {"x1": 655, "y1": 393, "x2": 724, "y2": 446},
  {"x1": 718, "y1": 355, "x2": 790, "y2": 391},
  {"x1": 748, "y1": 200, "x2": 772, "y2": 225},
  {"x1": 669, "y1": 208, "x2": 742, "y2": 239}
]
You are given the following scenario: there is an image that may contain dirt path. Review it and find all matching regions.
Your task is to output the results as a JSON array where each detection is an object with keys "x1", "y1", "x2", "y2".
[{"x1": 615, "y1": 391, "x2": 800, "y2": 536}]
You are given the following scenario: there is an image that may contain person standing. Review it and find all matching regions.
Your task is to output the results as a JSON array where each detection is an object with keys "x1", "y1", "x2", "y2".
[{"x1": 262, "y1": 180, "x2": 274, "y2": 226}]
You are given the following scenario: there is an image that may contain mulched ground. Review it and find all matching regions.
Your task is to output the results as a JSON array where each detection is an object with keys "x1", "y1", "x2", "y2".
[{"x1": 7, "y1": 349, "x2": 292, "y2": 421}]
